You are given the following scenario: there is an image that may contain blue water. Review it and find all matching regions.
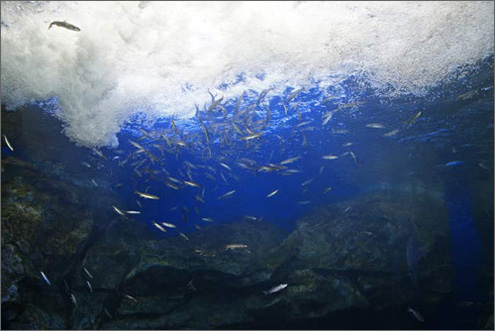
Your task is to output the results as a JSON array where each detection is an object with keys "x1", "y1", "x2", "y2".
[{"x1": 2, "y1": 56, "x2": 493, "y2": 329}]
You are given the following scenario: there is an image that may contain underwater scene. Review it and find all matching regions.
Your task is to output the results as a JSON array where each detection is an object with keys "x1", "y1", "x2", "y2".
[{"x1": 1, "y1": 1, "x2": 494, "y2": 330}]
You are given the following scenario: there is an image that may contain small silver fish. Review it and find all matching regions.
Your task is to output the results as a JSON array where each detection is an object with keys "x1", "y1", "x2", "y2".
[
  {"x1": 125, "y1": 294, "x2": 138, "y2": 302},
  {"x1": 112, "y1": 206, "x2": 125, "y2": 216},
  {"x1": 135, "y1": 191, "x2": 159, "y2": 200},
  {"x1": 383, "y1": 128, "x2": 400, "y2": 137},
  {"x1": 366, "y1": 123, "x2": 386, "y2": 129},
  {"x1": 263, "y1": 283, "x2": 288, "y2": 295},
  {"x1": 83, "y1": 267, "x2": 93, "y2": 279},
  {"x1": 3, "y1": 135, "x2": 14, "y2": 152},
  {"x1": 217, "y1": 190, "x2": 236, "y2": 200},
  {"x1": 86, "y1": 280, "x2": 93, "y2": 293},
  {"x1": 153, "y1": 222, "x2": 167, "y2": 233},
  {"x1": 225, "y1": 244, "x2": 248, "y2": 250},
  {"x1": 104, "y1": 307, "x2": 112, "y2": 319},
  {"x1": 219, "y1": 162, "x2": 232, "y2": 171},
  {"x1": 70, "y1": 293, "x2": 78, "y2": 307},
  {"x1": 40, "y1": 271, "x2": 51, "y2": 286},
  {"x1": 407, "y1": 307, "x2": 424, "y2": 322},
  {"x1": 267, "y1": 189, "x2": 279, "y2": 198}
]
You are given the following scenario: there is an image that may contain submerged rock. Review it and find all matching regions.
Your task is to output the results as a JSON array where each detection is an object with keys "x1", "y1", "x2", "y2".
[{"x1": 2, "y1": 155, "x2": 455, "y2": 331}]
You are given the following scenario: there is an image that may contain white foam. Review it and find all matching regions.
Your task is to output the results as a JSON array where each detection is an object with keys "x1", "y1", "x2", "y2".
[{"x1": 1, "y1": 1, "x2": 493, "y2": 147}]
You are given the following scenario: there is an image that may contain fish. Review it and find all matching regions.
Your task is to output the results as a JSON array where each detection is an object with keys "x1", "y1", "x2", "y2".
[
  {"x1": 457, "y1": 89, "x2": 478, "y2": 101},
  {"x1": 198, "y1": 119, "x2": 210, "y2": 142},
  {"x1": 407, "y1": 307, "x2": 424, "y2": 322},
  {"x1": 135, "y1": 191, "x2": 159, "y2": 199},
  {"x1": 405, "y1": 111, "x2": 422, "y2": 127},
  {"x1": 257, "y1": 88, "x2": 273, "y2": 105},
  {"x1": 125, "y1": 210, "x2": 141, "y2": 214},
  {"x1": 166, "y1": 182, "x2": 180, "y2": 190},
  {"x1": 301, "y1": 178, "x2": 315, "y2": 186},
  {"x1": 297, "y1": 200, "x2": 311, "y2": 204},
  {"x1": 129, "y1": 140, "x2": 145, "y2": 151},
  {"x1": 287, "y1": 88, "x2": 303, "y2": 103},
  {"x1": 322, "y1": 111, "x2": 334, "y2": 126},
  {"x1": 322, "y1": 155, "x2": 339, "y2": 160},
  {"x1": 161, "y1": 222, "x2": 176, "y2": 228},
  {"x1": 479, "y1": 162, "x2": 490, "y2": 170},
  {"x1": 219, "y1": 162, "x2": 232, "y2": 171},
  {"x1": 112, "y1": 206, "x2": 125, "y2": 216},
  {"x1": 81, "y1": 161, "x2": 91, "y2": 168},
  {"x1": 170, "y1": 116, "x2": 179, "y2": 135},
  {"x1": 319, "y1": 166, "x2": 325, "y2": 175},
  {"x1": 383, "y1": 128, "x2": 400, "y2": 137},
  {"x1": 240, "y1": 132, "x2": 263, "y2": 140},
  {"x1": 201, "y1": 217, "x2": 214, "y2": 222},
  {"x1": 194, "y1": 195, "x2": 205, "y2": 203},
  {"x1": 280, "y1": 156, "x2": 301, "y2": 165},
  {"x1": 344, "y1": 151, "x2": 358, "y2": 166},
  {"x1": 263, "y1": 283, "x2": 288, "y2": 295},
  {"x1": 342, "y1": 206, "x2": 352, "y2": 213},
  {"x1": 244, "y1": 215, "x2": 258, "y2": 221},
  {"x1": 225, "y1": 244, "x2": 248, "y2": 250},
  {"x1": 181, "y1": 209, "x2": 188, "y2": 223},
  {"x1": 91, "y1": 179, "x2": 98, "y2": 187},
  {"x1": 48, "y1": 21, "x2": 81, "y2": 31},
  {"x1": 322, "y1": 187, "x2": 332, "y2": 194},
  {"x1": 179, "y1": 232, "x2": 189, "y2": 241},
  {"x1": 169, "y1": 177, "x2": 182, "y2": 184},
  {"x1": 70, "y1": 293, "x2": 78, "y2": 307},
  {"x1": 125, "y1": 294, "x2": 138, "y2": 302},
  {"x1": 297, "y1": 121, "x2": 312, "y2": 128},
  {"x1": 86, "y1": 280, "x2": 93, "y2": 293},
  {"x1": 153, "y1": 222, "x2": 167, "y2": 233},
  {"x1": 136, "y1": 200, "x2": 142, "y2": 208},
  {"x1": 217, "y1": 190, "x2": 236, "y2": 200},
  {"x1": 104, "y1": 307, "x2": 112, "y2": 319},
  {"x1": 445, "y1": 161, "x2": 465, "y2": 167},
  {"x1": 232, "y1": 121, "x2": 244, "y2": 135},
  {"x1": 83, "y1": 267, "x2": 93, "y2": 279},
  {"x1": 3, "y1": 135, "x2": 14, "y2": 151},
  {"x1": 366, "y1": 123, "x2": 386, "y2": 129},
  {"x1": 183, "y1": 180, "x2": 201, "y2": 188},
  {"x1": 207, "y1": 92, "x2": 224, "y2": 112},
  {"x1": 267, "y1": 189, "x2": 279, "y2": 198},
  {"x1": 234, "y1": 91, "x2": 245, "y2": 113},
  {"x1": 40, "y1": 271, "x2": 51, "y2": 286}
]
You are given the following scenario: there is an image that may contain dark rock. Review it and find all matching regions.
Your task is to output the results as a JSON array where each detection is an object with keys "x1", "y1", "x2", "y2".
[{"x1": 2, "y1": 154, "x2": 456, "y2": 331}]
